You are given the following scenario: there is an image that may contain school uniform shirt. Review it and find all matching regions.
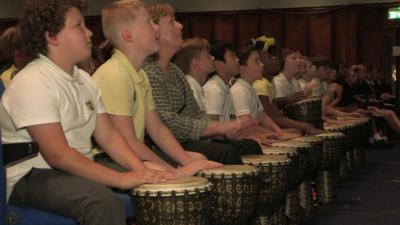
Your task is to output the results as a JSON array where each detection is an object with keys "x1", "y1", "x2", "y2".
[
  {"x1": 272, "y1": 72, "x2": 297, "y2": 98},
  {"x1": 252, "y1": 77, "x2": 275, "y2": 102},
  {"x1": 93, "y1": 49, "x2": 155, "y2": 141},
  {"x1": 0, "y1": 54, "x2": 105, "y2": 200},
  {"x1": 203, "y1": 75, "x2": 234, "y2": 121},
  {"x1": 186, "y1": 75, "x2": 206, "y2": 111},
  {"x1": 230, "y1": 78, "x2": 264, "y2": 119}
]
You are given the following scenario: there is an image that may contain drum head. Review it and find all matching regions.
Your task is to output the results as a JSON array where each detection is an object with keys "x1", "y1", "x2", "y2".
[
  {"x1": 241, "y1": 154, "x2": 290, "y2": 165},
  {"x1": 272, "y1": 141, "x2": 311, "y2": 148},
  {"x1": 316, "y1": 132, "x2": 345, "y2": 138},
  {"x1": 198, "y1": 165, "x2": 258, "y2": 178},
  {"x1": 133, "y1": 176, "x2": 212, "y2": 196},
  {"x1": 262, "y1": 146, "x2": 297, "y2": 155},
  {"x1": 292, "y1": 136, "x2": 322, "y2": 143}
]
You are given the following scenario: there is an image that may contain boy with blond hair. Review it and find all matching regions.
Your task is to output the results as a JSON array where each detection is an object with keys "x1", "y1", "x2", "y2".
[
  {"x1": 93, "y1": 1, "x2": 219, "y2": 175},
  {"x1": 0, "y1": 0, "x2": 173, "y2": 224}
]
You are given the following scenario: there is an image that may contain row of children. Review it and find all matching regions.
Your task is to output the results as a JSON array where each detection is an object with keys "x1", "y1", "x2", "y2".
[{"x1": 0, "y1": 0, "x2": 397, "y2": 224}]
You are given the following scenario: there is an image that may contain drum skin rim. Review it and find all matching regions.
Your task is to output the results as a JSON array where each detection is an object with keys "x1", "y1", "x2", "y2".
[
  {"x1": 262, "y1": 147, "x2": 298, "y2": 155},
  {"x1": 132, "y1": 176, "x2": 212, "y2": 197},
  {"x1": 286, "y1": 98, "x2": 322, "y2": 106},
  {"x1": 241, "y1": 154, "x2": 291, "y2": 165},
  {"x1": 272, "y1": 141, "x2": 312, "y2": 148},
  {"x1": 197, "y1": 164, "x2": 259, "y2": 177},
  {"x1": 292, "y1": 136, "x2": 322, "y2": 142},
  {"x1": 316, "y1": 132, "x2": 345, "y2": 138}
]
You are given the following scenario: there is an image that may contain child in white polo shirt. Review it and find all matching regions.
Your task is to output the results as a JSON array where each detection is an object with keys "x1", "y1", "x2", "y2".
[
  {"x1": 0, "y1": 1, "x2": 172, "y2": 224},
  {"x1": 231, "y1": 46, "x2": 300, "y2": 142}
]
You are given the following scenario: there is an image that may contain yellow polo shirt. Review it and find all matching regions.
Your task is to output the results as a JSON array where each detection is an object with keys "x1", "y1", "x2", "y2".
[
  {"x1": 92, "y1": 49, "x2": 155, "y2": 141},
  {"x1": 1, "y1": 64, "x2": 18, "y2": 88},
  {"x1": 253, "y1": 77, "x2": 275, "y2": 103}
]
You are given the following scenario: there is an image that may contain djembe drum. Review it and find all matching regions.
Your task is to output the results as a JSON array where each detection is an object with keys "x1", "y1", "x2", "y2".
[
  {"x1": 272, "y1": 141, "x2": 313, "y2": 183},
  {"x1": 262, "y1": 146, "x2": 299, "y2": 188},
  {"x1": 269, "y1": 142, "x2": 313, "y2": 219},
  {"x1": 347, "y1": 118, "x2": 370, "y2": 169},
  {"x1": 315, "y1": 132, "x2": 345, "y2": 204},
  {"x1": 241, "y1": 155, "x2": 291, "y2": 216},
  {"x1": 316, "y1": 170, "x2": 338, "y2": 203},
  {"x1": 315, "y1": 132, "x2": 345, "y2": 169},
  {"x1": 325, "y1": 124, "x2": 353, "y2": 180},
  {"x1": 132, "y1": 177, "x2": 213, "y2": 225},
  {"x1": 197, "y1": 165, "x2": 259, "y2": 225},
  {"x1": 292, "y1": 136, "x2": 323, "y2": 177},
  {"x1": 283, "y1": 98, "x2": 323, "y2": 128}
]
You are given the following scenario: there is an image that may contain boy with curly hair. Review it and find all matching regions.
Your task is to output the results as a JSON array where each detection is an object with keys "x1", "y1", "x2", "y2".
[{"x1": 0, "y1": 0, "x2": 172, "y2": 224}]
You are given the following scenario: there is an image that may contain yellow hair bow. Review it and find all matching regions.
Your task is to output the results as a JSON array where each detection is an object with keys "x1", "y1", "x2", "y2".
[{"x1": 255, "y1": 35, "x2": 276, "y2": 51}]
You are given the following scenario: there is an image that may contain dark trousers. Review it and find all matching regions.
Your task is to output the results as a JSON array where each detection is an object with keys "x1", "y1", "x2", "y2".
[
  {"x1": 181, "y1": 138, "x2": 262, "y2": 165},
  {"x1": 9, "y1": 168, "x2": 126, "y2": 225}
]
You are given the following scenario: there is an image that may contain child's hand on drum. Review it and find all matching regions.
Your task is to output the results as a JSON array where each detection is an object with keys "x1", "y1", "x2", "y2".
[
  {"x1": 303, "y1": 126, "x2": 324, "y2": 135},
  {"x1": 245, "y1": 133, "x2": 276, "y2": 146},
  {"x1": 176, "y1": 160, "x2": 223, "y2": 177},
  {"x1": 122, "y1": 169, "x2": 174, "y2": 188},
  {"x1": 275, "y1": 130, "x2": 301, "y2": 141}
]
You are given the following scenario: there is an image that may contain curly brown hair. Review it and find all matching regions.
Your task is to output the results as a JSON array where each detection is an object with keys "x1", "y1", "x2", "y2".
[{"x1": 19, "y1": 0, "x2": 88, "y2": 58}]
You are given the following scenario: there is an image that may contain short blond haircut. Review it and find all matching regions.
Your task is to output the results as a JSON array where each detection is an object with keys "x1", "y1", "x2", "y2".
[
  {"x1": 174, "y1": 37, "x2": 210, "y2": 75},
  {"x1": 101, "y1": 0, "x2": 145, "y2": 47},
  {"x1": 147, "y1": 3, "x2": 174, "y2": 25}
]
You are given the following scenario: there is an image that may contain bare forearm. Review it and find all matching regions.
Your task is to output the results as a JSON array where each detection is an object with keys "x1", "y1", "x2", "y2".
[
  {"x1": 151, "y1": 125, "x2": 193, "y2": 166},
  {"x1": 49, "y1": 147, "x2": 126, "y2": 188},
  {"x1": 274, "y1": 116, "x2": 308, "y2": 130},
  {"x1": 259, "y1": 113, "x2": 281, "y2": 132},
  {"x1": 96, "y1": 129, "x2": 146, "y2": 171}
]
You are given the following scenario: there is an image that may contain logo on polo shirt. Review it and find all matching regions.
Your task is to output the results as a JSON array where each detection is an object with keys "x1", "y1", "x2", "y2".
[{"x1": 86, "y1": 100, "x2": 94, "y2": 111}]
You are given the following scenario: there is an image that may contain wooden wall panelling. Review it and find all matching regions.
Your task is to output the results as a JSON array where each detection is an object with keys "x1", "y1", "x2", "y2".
[
  {"x1": 190, "y1": 14, "x2": 214, "y2": 41},
  {"x1": 334, "y1": 9, "x2": 357, "y2": 65},
  {"x1": 284, "y1": 15, "x2": 309, "y2": 55},
  {"x1": 237, "y1": 12, "x2": 260, "y2": 48},
  {"x1": 213, "y1": 14, "x2": 236, "y2": 45},
  {"x1": 176, "y1": 14, "x2": 192, "y2": 39},
  {"x1": 309, "y1": 14, "x2": 332, "y2": 58},
  {"x1": 85, "y1": 16, "x2": 103, "y2": 47},
  {"x1": 259, "y1": 13, "x2": 284, "y2": 49}
]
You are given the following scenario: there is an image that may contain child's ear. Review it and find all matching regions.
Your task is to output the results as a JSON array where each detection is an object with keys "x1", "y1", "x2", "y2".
[
  {"x1": 190, "y1": 58, "x2": 198, "y2": 71},
  {"x1": 45, "y1": 31, "x2": 59, "y2": 46},
  {"x1": 121, "y1": 29, "x2": 133, "y2": 42}
]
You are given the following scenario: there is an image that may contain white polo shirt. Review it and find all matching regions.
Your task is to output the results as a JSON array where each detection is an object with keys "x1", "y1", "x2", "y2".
[
  {"x1": 203, "y1": 75, "x2": 233, "y2": 121},
  {"x1": 186, "y1": 75, "x2": 206, "y2": 111},
  {"x1": 272, "y1": 72, "x2": 304, "y2": 99},
  {"x1": 1, "y1": 54, "x2": 105, "y2": 200},
  {"x1": 230, "y1": 78, "x2": 264, "y2": 119}
]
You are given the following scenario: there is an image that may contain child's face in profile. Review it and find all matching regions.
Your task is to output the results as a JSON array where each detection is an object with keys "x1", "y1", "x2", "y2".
[
  {"x1": 284, "y1": 53, "x2": 300, "y2": 74},
  {"x1": 196, "y1": 49, "x2": 215, "y2": 76},
  {"x1": 56, "y1": 7, "x2": 92, "y2": 65},
  {"x1": 305, "y1": 60, "x2": 317, "y2": 78},
  {"x1": 242, "y1": 51, "x2": 264, "y2": 81},
  {"x1": 131, "y1": 7, "x2": 160, "y2": 56},
  {"x1": 223, "y1": 49, "x2": 240, "y2": 77}
]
